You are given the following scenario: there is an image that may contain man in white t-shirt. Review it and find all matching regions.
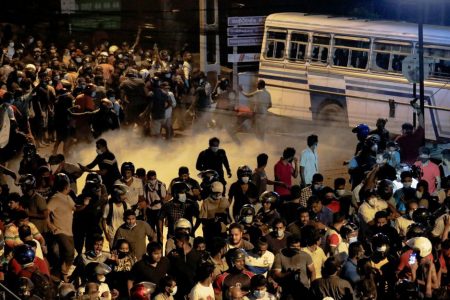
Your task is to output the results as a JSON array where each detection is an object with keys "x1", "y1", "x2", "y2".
[
  {"x1": 300, "y1": 135, "x2": 319, "y2": 187},
  {"x1": 189, "y1": 262, "x2": 215, "y2": 300},
  {"x1": 115, "y1": 162, "x2": 144, "y2": 207}
]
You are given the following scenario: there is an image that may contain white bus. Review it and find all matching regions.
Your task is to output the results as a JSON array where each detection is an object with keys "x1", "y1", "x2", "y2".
[{"x1": 259, "y1": 12, "x2": 450, "y2": 141}]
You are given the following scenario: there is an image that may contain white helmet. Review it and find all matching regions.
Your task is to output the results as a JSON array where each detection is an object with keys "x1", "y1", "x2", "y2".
[
  {"x1": 109, "y1": 45, "x2": 119, "y2": 54},
  {"x1": 25, "y1": 64, "x2": 36, "y2": 73},
  {"x1": 211, "y1": 181, "x2": 223, "y2": 193},
  {"x1": 139, "y1": 68, "x2": 150, "y2": 80},
  {"x1": 174, "y1": 218, "x2": 192, "y2": 231},
  {"x1": 406, "y1": 237, "x2": 432, "y2": 257}
]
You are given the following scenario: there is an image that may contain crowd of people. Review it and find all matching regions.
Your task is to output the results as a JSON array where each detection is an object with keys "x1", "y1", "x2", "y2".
[{"x1": 0, "y1": 32, "x2": 449, "y2": 300}]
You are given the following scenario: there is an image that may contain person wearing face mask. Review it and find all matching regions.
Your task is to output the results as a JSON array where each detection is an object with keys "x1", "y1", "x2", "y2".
[
  {"x1": 168, "y1": 166, "x2": 201, "y2": 201},
  {"x1": 154, "y1": 276, "x2": 178, "y2": 300},
  {"x1": 113, "y1": 209, "x2": 156, "y2": 260},
  {"x1": 358, "y1": 190, "x2": 388, "y2": 236},
  {"x1": 200, "y1": 181, "x2": 230, "y2": 246},
  {"x1": 165, "y1": 218, "x2": 195, "y2": 256},
  {"x1": 274, "y1": 147, "x2": 299, "y2": 200},
  {"x1": 238, "y1": 204, "x2": 262, "y2": 246},
  {"x1": 229, "y1": 165, "x2": 258, "y2": 223},
  {"x1": 196, "y1": 137, "x2": 232, "y2": 189},
  {"x1": 115, "y1": 162, "x2": 144, "y2": 207},
  {"x1": 265, "y1": 218, "x2": 291, "y2": 254},
  {"x1": 255, "y1": 191, "x2": 281, "y2": 229},
  {"x1": 300, "y1": 173, "x2": 324, "y2": 208},
  {"x1": 247, "y1": 274, "x2": 276, "y2": 300},
  {"x1": 109, "y1": 239, "x2": 137, "y2": 299},
  {"x1": 370, "y1": 211, "x2": 402, "y2": 254},
  {"x1": 80, "y1": 138, "x2": 121, "y2": 194},
  {"x1": 348, "y1": 134, "x2": 379, "y2": 189},
  {"x1": 384, "y1": 141, "x2": 401, "y2": 169},
  {"x1": 159, "y1": 181, "x2": 199, "y2": 245},
  {"x1": 394, "y1": 200, "x2": 418, "y2": 238},
  {"x1": 368, "y1": 233, "x2": 397, "y2": 298},
  {"x1": 393, "y1": 171, "x2": 418, "y2": 214},
  {"x1": 414, "y1": 147, "x2": 441, "y2": 195}
]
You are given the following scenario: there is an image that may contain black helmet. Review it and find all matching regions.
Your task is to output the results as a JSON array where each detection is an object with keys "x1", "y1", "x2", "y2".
[
  {"x1": 371, "y1": 233, "x2": 390, "y2": 254},
  {"x1": 259, "y1": 191, "x2": 279, "y2": 204},
  {"x1": 226, "y1": 248, "x2": 246, "y2": 266},
  {"x1": 365, "y1": 134, "x2": 380, "y2": 148},
  {"x1": 23, "y1": 143, "x2": 36, "y2": 158},
  {"x1": 237, "y1": 165, "x2": 252, "y2": 178},
  {"x1": 412, "y1": 208, "x2": 431, "y2": 227},
  {"x1": 19, "y1": 174, "x2": 36, "y2": 190},
  {"x1": 83, "y1": 180, "x2": 101, "y2": 195},
  {"x1": 240, "y1": 204, "x2": 255, "y2": 217},
  {"x1": 406, "y1": 223, "x2": 427, "y2": 240},
  {"x1": 121, "y1": 162, "x2": 135, "y2": 176},
  {"x1": 198, "y1": 169, "x2": 219, "y2": 181},
  {"x1": 171, "y1": 181, "x2": 189, "y2": 195},
  {"x1": 53, "y1": 173, "x2": 70, "y2": 191},
  {"x1": 14, "y1": 244, "x2": 35, "y2": 265},
  {"x1": 86, "y1": 172, "x2": 102, "y2": 185},
  {"x1": 376, "y1": 179, "x2": 394, "y2": 201},
  {"x1": 340, "y1": 222, "x2": 359, "y2": 240}
]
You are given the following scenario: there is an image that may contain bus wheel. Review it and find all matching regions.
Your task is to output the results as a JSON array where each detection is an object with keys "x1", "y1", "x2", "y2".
[{"x1": 317, "y1": 103, "x2": 346, "y2": 125}]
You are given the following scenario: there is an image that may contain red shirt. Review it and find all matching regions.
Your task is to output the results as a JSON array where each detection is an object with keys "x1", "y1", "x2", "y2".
[
  {"x1": 414, "y1": 161, "x2": 440, "y2": 194},
  {"x1": 397, "y1": 249, "x2": 433, "y2": 279},
  {"x1": 395, "y1": 126, "x2": 425, "y2": 165},
  {"x1": 327, "y1": 200, "x2": 341, "y2": 213},
  {"x1": 274, "y1": 159, "x2": 293, "y2": 196},
  {"x1": 9, "y1": 257, "x2": 50, "y2": 277}
]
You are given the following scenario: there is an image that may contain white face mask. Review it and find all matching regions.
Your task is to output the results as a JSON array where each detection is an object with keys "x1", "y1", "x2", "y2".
[
  {"x1": 349, "y1": 237, "x2": 358, "y2": 244},
  {"x1": 416, "y1": 191, "x2": 423, "y2": 199},
  {"x1": 50, "y1": 164, "x2": 59, "y2": 174},
  {"x1": 210, "y1": 146, "x2": 219, "y2": 152},
  {"x1": 124, "y1": 177, "x2": 133, "y2": 183},
  {"x1": 277, "y1": 229, "x2": 285, "y2": 238},
  {"x1": 170, "y1": 286, "x2": 177, "y2": 296},
  {"x1": 254, "y1": 290, "x2": 266, "y2": 299},
  {"x1": 241, "y1": 176, "x2": 249, "y2": 184},
  {"x1": 371, "y1": 145, "x2": 378, "y2": 152},
  {"x1": 9, "y1": 42, "x2": 14, "y2": 48},
  {"x1": 178, "y1": 193, "x2": 186, "y2": 202},
  {"x1": 403, "y1": 182, "x2": 412, "y2": 188},
  {"x1": 336, "y1": 189, "x2": 345, "y2": 197},
  {"x1": 368, "y1": 197, "x2": 377, "y2": 207},
  {"x1": 244, "y1": 216, "x2": 253, "y2": 224},
  {"x1": 96, "y1": 149, "x2": 103, "y2": 155}
]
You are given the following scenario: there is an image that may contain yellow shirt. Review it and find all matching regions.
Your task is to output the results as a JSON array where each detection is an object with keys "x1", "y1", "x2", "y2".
[{"x1": 301, "y1": 246, "x2": 327, "y2": 278}]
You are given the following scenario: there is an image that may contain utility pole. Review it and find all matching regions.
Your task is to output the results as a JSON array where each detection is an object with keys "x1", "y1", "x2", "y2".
[{"x1": 199, "y1": 0, "x2": 221, "y2": 75}]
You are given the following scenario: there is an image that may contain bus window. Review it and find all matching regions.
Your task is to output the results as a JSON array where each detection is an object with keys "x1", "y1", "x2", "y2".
[
  {"x1": 423, "y1": 45, "x2": 450, "y2": 79},
  {"x1": 311, "y1": 34, "x2": 330, "y2": 65},
  {"x1": 332, "y1": 36, "x2": 370, "y2": 69},
  {"x1": 265, "y1": 31, "x2": 287, "y2": 60},
  {"x1": 372, "y1": 40, "x2": 412, "y2": 73},
  {"x1": 289, "y1": 32, "x2": 308, "y2": 62}
]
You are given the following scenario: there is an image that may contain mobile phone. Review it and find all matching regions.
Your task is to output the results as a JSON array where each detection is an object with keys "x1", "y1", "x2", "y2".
[{"x1": 409, "y1": 252, "x2": 417, "y2": 265}]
